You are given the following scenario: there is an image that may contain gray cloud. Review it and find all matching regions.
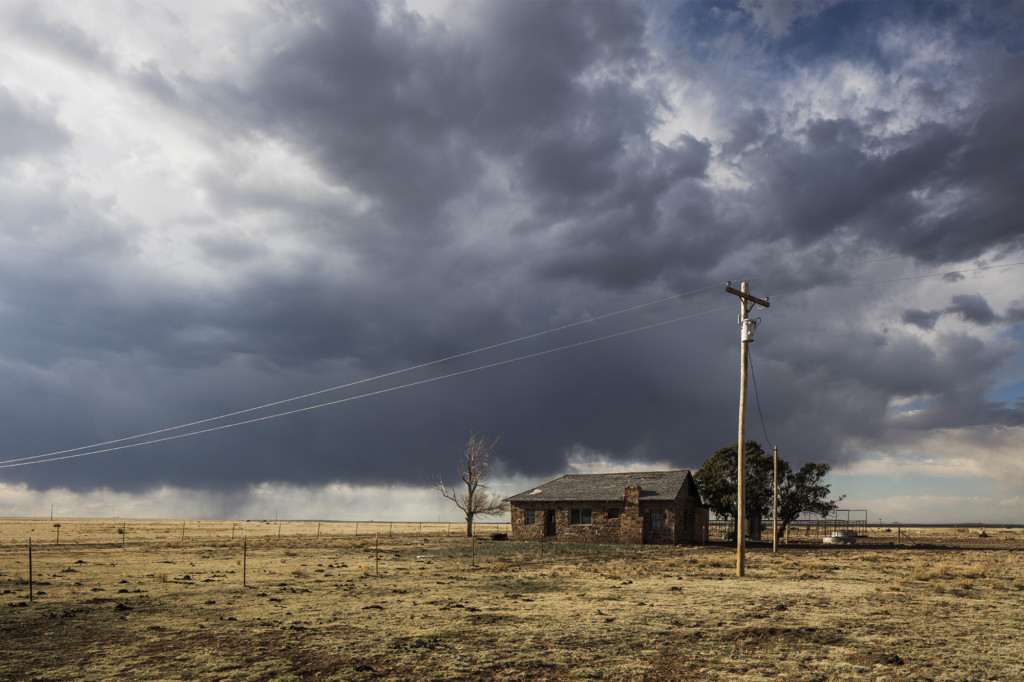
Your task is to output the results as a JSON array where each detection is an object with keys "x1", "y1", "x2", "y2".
[
  {"x1": 902, "y1": 309, "x2": 942, "y2": 331},
  {"x1": 0, "y1": 87, "x2": 68, "y2": 160},
  {"x1": 901, "y1": 294, "x2": 1012, "y2": 331},
  {"x1": 948, "y1": 294, "x2": 999, "y2": 326},
  {"x1": 9, "y1": 2, "x2": 115, "y2": 70}
]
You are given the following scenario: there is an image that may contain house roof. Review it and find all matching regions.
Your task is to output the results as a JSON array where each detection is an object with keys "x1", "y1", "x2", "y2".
[{"x1": 506, "y1": 470, "x2": 697, "y2": 503}]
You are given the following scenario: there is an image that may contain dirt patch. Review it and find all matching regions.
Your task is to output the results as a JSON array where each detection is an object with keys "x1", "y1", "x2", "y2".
[{"x1": 723, "y1": 625, "x2": 845, "y2": 646}]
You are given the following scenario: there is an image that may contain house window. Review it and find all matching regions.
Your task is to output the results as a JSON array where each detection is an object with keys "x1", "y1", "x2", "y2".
[
  {"x1": 606, "y1": 507, "x2": 620, "y2": 519},
  {"x1": 651, "y1": 510, "x2": 662, "y2": 531},
  {"x1": 524, "y1": 509, "x2": 536, "y2": 525},
  {"x1": 570, "y1": 508, "x2": 592, "y2": 525}
]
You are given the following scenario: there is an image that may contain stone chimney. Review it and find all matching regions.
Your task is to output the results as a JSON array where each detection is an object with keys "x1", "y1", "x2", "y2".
[{"x1": 620, "y1": 485, "x2": 643, "y2": 544}]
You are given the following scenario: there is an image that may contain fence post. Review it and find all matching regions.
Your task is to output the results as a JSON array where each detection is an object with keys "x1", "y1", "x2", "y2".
[
  {"x1": 355, "y1": 522, "x2": 358, "y2": 537},
  {"x1": 28, "y1": 538, "x2": 33, "y2": 603},
  {"x1": 243, "y1": 536, "x2": 247, "y2": 587},
  {"x1": 181, "y1": 522, "x2": 186, "y2": 542},
  {"x1": 472, "y1": 534, "x2": 476, "y2": 567},
  {"x1": 375, "y1": 534, "x2": 379, "y2": 576},
  {"x1": 122, "y1": 522, "x2": 126, "y2": 546},
  {"x1": 317, "y1": 523, "x2": 321, "y2": 539}
]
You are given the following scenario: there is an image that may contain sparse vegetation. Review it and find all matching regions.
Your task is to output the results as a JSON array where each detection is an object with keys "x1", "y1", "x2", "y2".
[{"x1": 0, "y1": 519, "x2": 1022, "y2": 680}]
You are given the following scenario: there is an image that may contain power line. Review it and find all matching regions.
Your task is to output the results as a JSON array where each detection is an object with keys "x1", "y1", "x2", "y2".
[
  {"x1": 765, "y1": 260, "x2": 1024, "y2": 300},
  {"x1": 5, "y1": 246, "x2": 1020, "y2": 469},
  {"x1": 0, "y1": 281, "x2": 727, "y2": 468},
  {"x1": 0, "y1": 304, "x2": 737, "y2": 469},
  {"x1": 747, "y1": 235, "x2": 1024, "y2": 288},
  {"x1": 747, "y1": 346, "x2": 772, "y2": 451}
]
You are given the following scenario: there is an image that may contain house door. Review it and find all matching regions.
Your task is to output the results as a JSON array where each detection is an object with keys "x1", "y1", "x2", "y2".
[{"x1": 544, "y1": 510, "x2": 556, "y2": 537}]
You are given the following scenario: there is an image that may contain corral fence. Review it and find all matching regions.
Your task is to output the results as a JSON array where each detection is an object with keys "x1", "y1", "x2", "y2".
[{"x1": 708, "y1": 509, "x2": 870, "y2": 541}]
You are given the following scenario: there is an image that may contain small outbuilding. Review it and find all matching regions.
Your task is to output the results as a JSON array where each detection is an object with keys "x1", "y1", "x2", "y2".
[{"x1": 506, "y1": 470, "x2": 709, "y2": 545}]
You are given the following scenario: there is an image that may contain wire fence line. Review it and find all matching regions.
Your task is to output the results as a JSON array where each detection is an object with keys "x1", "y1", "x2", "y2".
[{"x1": 0, "y1": 519, "x2": 512, "y2": 548}]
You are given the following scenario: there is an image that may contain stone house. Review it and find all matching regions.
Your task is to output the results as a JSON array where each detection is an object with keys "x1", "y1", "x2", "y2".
[{"x1": 506, "y1": 470, "x2": 709, "y2": 545}]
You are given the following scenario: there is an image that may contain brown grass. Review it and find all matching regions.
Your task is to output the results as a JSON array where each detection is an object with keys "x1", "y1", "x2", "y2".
[{"x1": 0, "y1": 519, "x2": 1022, "y2": 680}]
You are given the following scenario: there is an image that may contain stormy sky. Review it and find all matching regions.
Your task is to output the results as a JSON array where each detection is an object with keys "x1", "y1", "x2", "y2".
[{"x1": 1, "y1": 1, "x2": 1022, "y2": 522}]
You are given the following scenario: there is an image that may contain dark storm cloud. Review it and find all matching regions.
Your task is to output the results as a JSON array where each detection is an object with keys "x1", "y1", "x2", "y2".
[
  {"x1": 1006, "y1": 307, "x2": 1024, "y2": 325},
  {"x1": 902, "y1": 309, "x2": 941, "y2": 331},
  {"x1": 2, "y1": 1, "x2": 1024, "y2": 502},
  {"x1": 948, "y1": 294, "x2": 999, "y2": 326},
  {"x1": 241, "y1": 0, "x2": 650, "y2": 235},
  {"x1": 900, "y1": 294, "x2": 1008, "y2": 331}
]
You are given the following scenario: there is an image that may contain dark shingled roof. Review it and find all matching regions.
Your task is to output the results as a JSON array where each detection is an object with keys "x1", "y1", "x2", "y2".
[{"x1": 506, "y1": 470, "x2": 695, "y2": 503}]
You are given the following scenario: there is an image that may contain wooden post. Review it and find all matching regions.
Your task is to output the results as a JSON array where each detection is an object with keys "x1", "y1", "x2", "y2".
[
  {"x1": 317, "y1": 523, "x2": 321, "y2": 539},
  {"x1": 28, "y1": 538, "x2": 33, "y2": 603},
  {"x1": 773, "y1": 445, "x2": 778, "y2": 554},
  {"x1": 355, "y1": 522, "x2": 358, "y2": 537},
  {"x1": 278, "y1": 522, "x2": 281, "y2": 540},
  {"x1": 736, "y1": 289, "x2": 749, "y2": 576},
  {"x1": 472, "y1": 534, "x2": 476, "y2": 566},
  {"x1": 243, "y1": 536, "x2": 247, "y2": 587},
  {"x1": 181, "y1": 521, "x2": 186, "y2": 542},
  {"x1": 388, "y1": 522, "x2": 392, "y2": 537},
  {"x1": 122, "y1": 522, "x2": 126, "y2": 546},
  {"x1": 375, "y1": 534, "x2": 379, "y2": 576},
  {"x1": 55, "y1": 523, "x2": 60, "y2": 546}
]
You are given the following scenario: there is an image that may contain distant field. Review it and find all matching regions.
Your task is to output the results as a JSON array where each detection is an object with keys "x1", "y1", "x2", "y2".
[{"x1": 1, "y1": 519, "x2": 1022, "y2": 680}]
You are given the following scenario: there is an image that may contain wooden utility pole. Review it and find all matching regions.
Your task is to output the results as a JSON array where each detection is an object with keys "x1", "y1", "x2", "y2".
[
  {"x1": 773, "y1": 445, "x2": 778, "y2": 554},
  {"x1": 726, "y1": 281, "x2": 770, "y2": 577}
]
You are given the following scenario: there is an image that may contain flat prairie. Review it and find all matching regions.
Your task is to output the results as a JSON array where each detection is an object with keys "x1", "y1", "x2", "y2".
[{"x1": 1, "y1": 519, "x2": 1022, "y2": 680}]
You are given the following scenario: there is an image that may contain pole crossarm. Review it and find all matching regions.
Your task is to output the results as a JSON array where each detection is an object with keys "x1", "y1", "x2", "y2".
[{"x1": 725, "y1": 284, "x2": 771, "y2": 309}]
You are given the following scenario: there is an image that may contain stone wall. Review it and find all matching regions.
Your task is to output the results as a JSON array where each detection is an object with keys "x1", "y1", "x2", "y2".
[
  {"x1": 511, "y1": 501, "x2": 636, "y2": 543},
  {"x1": 510, "y1": 481, "x2": 709, "y2": 545}
]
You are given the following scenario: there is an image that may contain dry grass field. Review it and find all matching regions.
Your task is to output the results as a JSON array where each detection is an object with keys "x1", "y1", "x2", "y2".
[{"x1": 1, "y1": 519, "x2": 1022, "y2": 680}]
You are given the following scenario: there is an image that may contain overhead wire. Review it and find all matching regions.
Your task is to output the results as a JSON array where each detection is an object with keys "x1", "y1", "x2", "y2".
[
  {"x1": 746, "y1": 234, "x2": 1024, "y2": 289},
  {"x1": 5, "y1": 236, "x2": 1022, "y2": 469},
  {"x1": 747, "y1": 346, "x2": 772, "y2": 451},
  {"x1": 765, "y1": 260, "x2": 1024, "y2": 300},
  {"x1": 742, "y1": 259, "x2": 1023, "y2": 450},
  {"x1": 0, "y1": 281, "x2": 727, "y2": 467},
  {"x1": 0, "y1": 304, "x2": 737, "y2": 469}
]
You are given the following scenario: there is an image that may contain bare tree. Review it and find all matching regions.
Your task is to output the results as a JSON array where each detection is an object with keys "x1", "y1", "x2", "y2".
[{"x1": 434, "y1": 434, "x2": 506, "y2": 537}]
